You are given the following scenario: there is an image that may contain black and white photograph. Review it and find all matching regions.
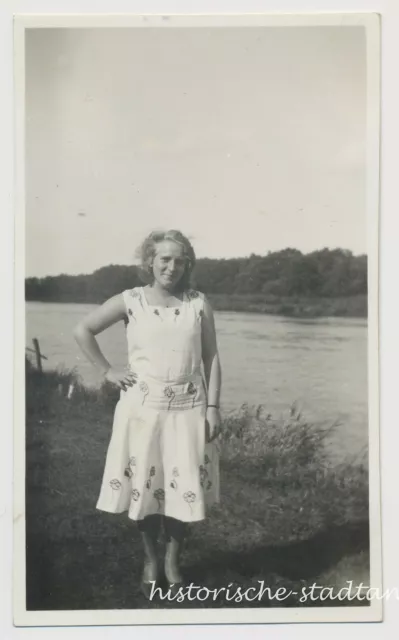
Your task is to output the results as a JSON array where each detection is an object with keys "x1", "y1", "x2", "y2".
[{"x1": 13, "y1": 13, "x2": 380, "y2": 626}]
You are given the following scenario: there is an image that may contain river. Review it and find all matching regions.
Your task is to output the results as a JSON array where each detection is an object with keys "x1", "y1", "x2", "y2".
[{"x1": 26, "y1": 302, "x2": 368, "y2": 459}]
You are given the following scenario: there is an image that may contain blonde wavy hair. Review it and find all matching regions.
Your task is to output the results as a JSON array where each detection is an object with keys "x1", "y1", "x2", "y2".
[{"x1": 136, "y1": 229, "x2": 196, "y2": 291}]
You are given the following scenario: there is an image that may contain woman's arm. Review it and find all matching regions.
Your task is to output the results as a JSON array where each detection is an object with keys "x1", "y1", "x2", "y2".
[
  {"x1": 73, "y1": 293, "x2": 136, "y2": 389},
  {"x1": 201, "y1": 296, "x2": 222, "y2": 440}
]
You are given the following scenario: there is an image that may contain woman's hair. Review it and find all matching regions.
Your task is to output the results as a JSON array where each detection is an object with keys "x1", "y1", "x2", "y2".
[{"x1": 136, "y1": 229, "x2": 196, "y2": 291}]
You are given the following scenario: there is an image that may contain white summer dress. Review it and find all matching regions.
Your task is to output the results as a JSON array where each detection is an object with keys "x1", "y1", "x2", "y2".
[{"x1": 96, "y1": 287, "x2": 220, "y2": 522}]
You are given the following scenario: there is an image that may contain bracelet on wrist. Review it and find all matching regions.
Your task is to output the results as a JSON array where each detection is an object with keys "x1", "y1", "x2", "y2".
[{"x1": 207, "y1": 404, "x2": 220, "y2": 409}]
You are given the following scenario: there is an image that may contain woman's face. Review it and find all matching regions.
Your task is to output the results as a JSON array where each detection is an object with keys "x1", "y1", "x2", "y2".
[{"x1": 151, "y1": 240, "x2": 187, "y2": 290}]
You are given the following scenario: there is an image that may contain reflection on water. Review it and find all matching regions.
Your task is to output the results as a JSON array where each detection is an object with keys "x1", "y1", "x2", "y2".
[{"x1": 25, "y1": 302, "x2": 369, "y2": 460}]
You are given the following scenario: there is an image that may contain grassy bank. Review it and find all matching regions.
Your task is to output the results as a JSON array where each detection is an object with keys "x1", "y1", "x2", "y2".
[
  {"x1": 207, "y1": 293, "x2": 367, "y2": 318},
  {"x1": 25, "y1": 362, "x2": 369, "y2": 610}
]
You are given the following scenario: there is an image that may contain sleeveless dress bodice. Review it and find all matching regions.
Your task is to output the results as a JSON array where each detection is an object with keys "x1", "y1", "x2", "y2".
[{"x1": 123, "y1": 287, "x2": 203, "y2": 383}]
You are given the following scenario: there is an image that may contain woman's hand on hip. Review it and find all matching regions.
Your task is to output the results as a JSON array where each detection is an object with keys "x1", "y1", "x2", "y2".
[
  {"x1": 205, "y1": 406, "x2": 222, "y2": 442},
  {"x1": 103, "y1": 366, "x2": 137, "y2": 391}
]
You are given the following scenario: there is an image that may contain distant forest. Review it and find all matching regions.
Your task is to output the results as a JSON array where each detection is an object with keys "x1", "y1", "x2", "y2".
[{"x1": 26, "y1": 248, "x2": 367, "y2": 306}]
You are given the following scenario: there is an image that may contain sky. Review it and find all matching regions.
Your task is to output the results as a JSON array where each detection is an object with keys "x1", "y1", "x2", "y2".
[{"x1": 25, "y1": 26, "x2": 367, "y2": 277}]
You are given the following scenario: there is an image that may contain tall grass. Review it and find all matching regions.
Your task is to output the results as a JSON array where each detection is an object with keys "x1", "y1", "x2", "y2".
[
  {"x1": 220, "y1": 403, "x2": 368, "y2": 538},
  {"x1": 24, "y1": 360, "x2": 370, "y2": 610},
  {"x1": 25, "y1": 359, "x2": 369, "y2": 535}
]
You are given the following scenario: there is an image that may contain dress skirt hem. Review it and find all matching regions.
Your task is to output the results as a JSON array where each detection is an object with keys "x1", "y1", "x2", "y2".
[
  {"x1": 95, "y1": 502, "x2": 219, "y2": 523},
  {"x1": 96, "y1": 389, "x2": 220, "y2": 523}
]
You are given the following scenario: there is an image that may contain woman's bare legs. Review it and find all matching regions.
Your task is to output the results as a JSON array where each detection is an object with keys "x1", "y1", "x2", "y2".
[{"x1": 164, "y1": 516, "x2": 187, "y2": 584}]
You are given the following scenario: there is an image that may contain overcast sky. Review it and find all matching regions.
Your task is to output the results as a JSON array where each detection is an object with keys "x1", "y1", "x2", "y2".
[{"x1": 25, "y1": 26, "x2": 367, "y2": 277}]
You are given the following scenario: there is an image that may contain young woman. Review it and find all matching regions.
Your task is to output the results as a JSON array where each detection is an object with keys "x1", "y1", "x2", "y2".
[{"x1": 74, "y1": 229, "x2": 222, "y2": 598}]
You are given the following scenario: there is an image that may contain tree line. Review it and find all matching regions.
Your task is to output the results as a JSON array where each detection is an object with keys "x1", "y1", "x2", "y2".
[{"x1": 25, "y1": 248, "x2": 367, "y2": 304}]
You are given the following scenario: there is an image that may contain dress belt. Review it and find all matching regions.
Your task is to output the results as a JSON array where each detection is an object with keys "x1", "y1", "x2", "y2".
[
  {"x1": 122, "y1": 369, "x2": 206, "y2": 409},
  {"x1": 129, "y1": 369, "x2": 203, "y2": 386}
]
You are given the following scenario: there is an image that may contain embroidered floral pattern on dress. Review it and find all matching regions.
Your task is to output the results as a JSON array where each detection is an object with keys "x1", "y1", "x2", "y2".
[
  {"x1": 129, "y1": 288, "x2": 145, "y2": 309},
  {"x1": 170, "y1": 466, "x2": 179, "y2": 490},
  {"x1": 203, "y1": 452, "x2": 215, "y2": 491},
  {"x1": 164, "y1": 385, "x2": 175, "y2": 410},
  {"x1": 187, "y1": 381, "x2": 198, "y2": 407},
  {"x1": 186, "y1": 290, "x2": 199, "y2": 300},
  {"x1": 125, "y1": 455, "x2": 136, "y2": 479},
  {"x1": 124, "y1": 309, "x2": 136, "y2": 326},
  {"x1": 153, "y1": 488, "x2": 165, "y2": 511},
  {"x1": 183, "y1": 491, "x2": 196, "y2": 513},
  {"x1": 131, "y1": 489, "x2": 140, "y2": 501},
  {"x1": 146, "y1": 466, "x2": 156, "y2": 489},
  {"x1": 199, "y1": 465, "x2": 208, "y2": 487},
  {"x1": 127, "y1": 308, "x2": 136, "y2": 323},
  {"x1": 139, "y1": 381, "x2": 149, "y2": 404},
  {"x1": 128, "y1": 457, "x2": 137, "y2": 479},
  {"x1": 110, "y1": 479, "x2": 122, "y2": 490},
  {"x1": 124, "y1": 289, "x2": 141, "y2": 323}
]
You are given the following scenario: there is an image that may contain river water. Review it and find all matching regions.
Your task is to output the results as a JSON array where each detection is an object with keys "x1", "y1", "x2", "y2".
[{"x1": 26, "y1": 302, "x2": 369, "y2": 460}]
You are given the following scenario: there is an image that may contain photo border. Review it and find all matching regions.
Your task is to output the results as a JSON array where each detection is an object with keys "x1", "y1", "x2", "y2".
[{"x1": 13, "y1": 11, "x2": 382, "y2": 627}]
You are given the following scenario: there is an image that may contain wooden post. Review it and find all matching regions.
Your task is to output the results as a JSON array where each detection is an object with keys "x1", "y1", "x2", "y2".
[
  {"x1": 26, "y1": 339, "x2": 47, "y2": 372},
  {"x1": 32, "y1": 338, "x2": 43, "y2": 373}
]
